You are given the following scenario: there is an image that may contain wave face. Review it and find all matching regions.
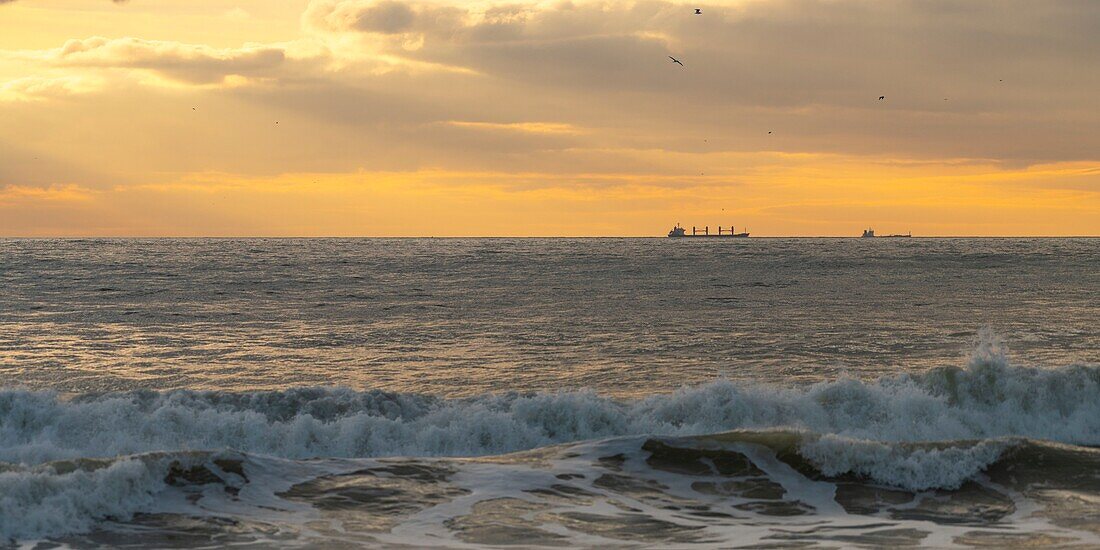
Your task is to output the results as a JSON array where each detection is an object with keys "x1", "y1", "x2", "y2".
[{"x1": 3, "y1": 335, "x2": 1099, "y2": 467}]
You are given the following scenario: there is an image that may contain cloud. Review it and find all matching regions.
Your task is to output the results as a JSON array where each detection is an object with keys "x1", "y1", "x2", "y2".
[
  {"x1": 1, "y1": 36, "x2": 329, "y2": 91},
  {"x1": 0, "y1": 184, "x2": 95, "y2": 203},
  {"x1": 305, "y1": 0, "x2": 1099, "y2": 101},
  {"x1": 0, "y1": 75, "x2": 102, "y2": 101},
  {"x1": 0, "y1": 0, "x2": 1097, "y2": 198},
  {"x1": 49, "y1": 37, "x2": 292, "y2": 84},
  {"x1": 1, "y1": 0, "x2": 126, "y2": 4},
  {"x1": 347, "y1": 1, "x2": 416, "y2": 33},
  {"x1": 304, "y1": 0, "x2": 465, "y2": 37},
  {"x1": 266, "y1": 0, "x2": 1091, "y2": 167},
  {"x1": 443, "y1": 121, "x2": 586, "y2": 134}
]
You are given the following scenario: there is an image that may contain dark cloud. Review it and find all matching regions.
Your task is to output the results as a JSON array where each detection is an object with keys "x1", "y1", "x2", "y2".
[
  {"x1": 305, "y1": 0, "x2": 464, "y2": 37},
  {"x1": 351, "y1": 1, "x2": 416, "y2": 33},
  {"x1": 299, "y1": 0, "x2": 1099, "y2": 164}
]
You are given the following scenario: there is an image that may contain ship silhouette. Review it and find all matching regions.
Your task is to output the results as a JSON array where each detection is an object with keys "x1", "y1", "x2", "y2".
[
  {"x1": 668, "y1": 224, "x2": 749, "y2": 238},
  {"x1": 862, "y1": 228, "x2": 911, "y2": 238}
]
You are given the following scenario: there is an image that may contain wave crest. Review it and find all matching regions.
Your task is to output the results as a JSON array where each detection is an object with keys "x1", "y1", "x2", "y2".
[
  {"x1": 1, "y1": 338, "x2": 1098, "y2": 466},
  {"x1": 0, "y1": 455, "x2": 169, "y2": 540}
]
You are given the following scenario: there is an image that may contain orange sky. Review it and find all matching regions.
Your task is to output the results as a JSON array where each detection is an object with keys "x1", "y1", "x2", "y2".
[{"x1": 1, "y1": 0, "x2": 1097, "y2": 236}]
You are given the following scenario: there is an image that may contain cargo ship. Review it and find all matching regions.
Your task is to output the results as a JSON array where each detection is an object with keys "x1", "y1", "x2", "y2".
[
  {"x1": 668, "y1": 224, "x2": 749, "y2": 238},
  {"x1": 861, "y1": 228, "x2": 911, "y2": 238}
]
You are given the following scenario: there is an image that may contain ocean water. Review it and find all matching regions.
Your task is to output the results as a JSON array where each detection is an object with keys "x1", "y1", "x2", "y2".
[{"x1": 0, "y1": 237, "x2": 1098, "y2": 547}]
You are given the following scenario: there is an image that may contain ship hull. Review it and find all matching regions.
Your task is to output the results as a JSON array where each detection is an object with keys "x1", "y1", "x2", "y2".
[{"x1": 669, "y1": 233, "x2": 749, "y2": 238}]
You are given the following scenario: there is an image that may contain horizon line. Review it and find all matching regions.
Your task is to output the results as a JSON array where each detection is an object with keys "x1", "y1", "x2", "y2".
[{"x1": 2, "y1": 235, "x2": 1098, "y2": 239}]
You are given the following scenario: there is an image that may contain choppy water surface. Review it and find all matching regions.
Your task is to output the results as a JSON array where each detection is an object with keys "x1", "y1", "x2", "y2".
[
  {"x1": 2, "y1": 238, "x2": 1097, "y2": 395},
  {"x1": 1, "y1": 237, "x2": 1098, "y2": 547}
]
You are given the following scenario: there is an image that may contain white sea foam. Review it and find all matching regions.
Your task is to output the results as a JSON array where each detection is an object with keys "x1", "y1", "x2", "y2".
[
  {"x1": 0, "y1": 456, "x2": 168, "y2": 541},
  {"x1": 798, "y1": 435, "x2": 1014, "y2": 491},
  {"x1": 0, "y1": 450, "x2": 342, "y2": 542},
  {"x1": 0, "y1": 436, "x2": 1090, "y2": 542},
  {"x1": 3, "y1": 333, "x2": 1097, "y2": 468},
  {"x1": 1, "y1": 333, "x2": 1098, "y2": 506}
]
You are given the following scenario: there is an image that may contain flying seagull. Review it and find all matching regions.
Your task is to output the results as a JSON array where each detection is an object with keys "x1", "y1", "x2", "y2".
[
  {"x1": 878, "y1": 96, "x2": 885, "y2": 100},
  {"x1": 669, "y1": 56, "x2": 684, "y2": 67},
  {"x1": 694, "y1": 8, "x2": 701, "y2": 14}
]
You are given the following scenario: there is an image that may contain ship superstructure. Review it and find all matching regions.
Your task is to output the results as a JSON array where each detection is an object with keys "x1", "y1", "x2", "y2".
[{"x1": 862, "y1": 228, "x2": 911, "y2": 238}]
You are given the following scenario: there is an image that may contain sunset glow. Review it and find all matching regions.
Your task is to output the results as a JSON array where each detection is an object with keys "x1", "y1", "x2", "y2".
[{"x1": 2, "y1": 0, "x2": 1097, "y2": 236}]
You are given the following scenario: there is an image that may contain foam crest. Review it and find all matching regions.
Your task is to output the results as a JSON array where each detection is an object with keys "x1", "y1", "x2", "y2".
[
  {"x1": 798, "y1": 435, "x2": 1013, "y2": 491},
  {"x1": 0, "y1": 456, "x2": 168, "y2": 540},
  {"x1": 1, "y1": 334, "x2": 1098, "y2": 470}
]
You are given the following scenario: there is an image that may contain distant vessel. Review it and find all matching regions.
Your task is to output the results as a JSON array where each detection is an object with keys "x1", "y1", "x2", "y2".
[
  {"x1": 668, "y1": 224, "x2": 749, "y2": 238},
  {"x1": 862, "y1": 228, "x2": 911, "y2": 238}
]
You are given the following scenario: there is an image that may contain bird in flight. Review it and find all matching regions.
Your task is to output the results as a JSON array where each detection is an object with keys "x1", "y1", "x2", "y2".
[
  {"x1": 669, "y1": 56, "x2": 684, "y2": 67},
  {"x1": 878, "y1": 96, "x2": 885, "y2": 100},
  {"x1": 694, "y1": 8, "x2": 701, "y2": 14}
]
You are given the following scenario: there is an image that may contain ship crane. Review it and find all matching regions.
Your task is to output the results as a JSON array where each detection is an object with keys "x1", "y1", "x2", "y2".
[{"x1": 667, "y1": 223, "x2": 749, "y2": 238}]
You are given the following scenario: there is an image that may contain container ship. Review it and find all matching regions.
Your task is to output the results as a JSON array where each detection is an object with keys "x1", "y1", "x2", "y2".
[{"x1": 667, "y1": 224, "x2": 749, "y2": 238}]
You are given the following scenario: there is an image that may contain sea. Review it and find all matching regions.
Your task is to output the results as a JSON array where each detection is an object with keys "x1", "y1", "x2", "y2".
[{"x1": 1, "y1": 237, "x2": 1098, "y2": 548}]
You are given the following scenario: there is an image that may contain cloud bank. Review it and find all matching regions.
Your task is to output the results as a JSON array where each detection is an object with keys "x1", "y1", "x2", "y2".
[{"x1": 0, "y1": 0, "x2": 1097, "y2": 235}]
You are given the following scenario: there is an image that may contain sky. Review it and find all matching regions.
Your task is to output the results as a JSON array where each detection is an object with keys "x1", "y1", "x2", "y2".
[{"x1": 0, "y1": 0, "x2": 1097, "y2": 236}]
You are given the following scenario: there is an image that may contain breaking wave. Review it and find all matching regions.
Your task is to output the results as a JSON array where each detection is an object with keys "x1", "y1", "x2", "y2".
[
  {"x1": 2, "y1": 333, "x2": 1100, "y2": 541},
  {"x1": 2, "y1": 333, "x2": 1098, "y2": 466}
]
